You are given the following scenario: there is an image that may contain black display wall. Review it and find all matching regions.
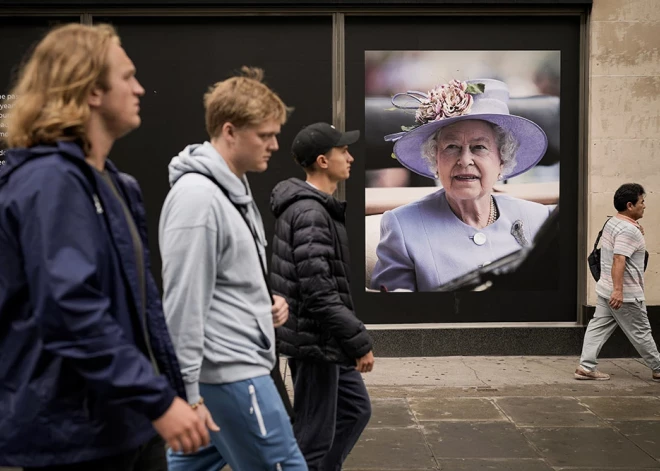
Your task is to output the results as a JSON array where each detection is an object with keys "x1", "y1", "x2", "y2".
[
  {"x1": 0, "y1": 17, "x2": 80, "y2": 90},
  {"x1": 345, "y1": 15, "x2": 581, "y2": 323},
  {"x1": 0, "y1": 9, "x2": 588, "y2": 329},
  {"x1": 0, "y1": 16, "x2": 80, "y2": 158},
  {"x1": 92, "y1": 15, "x2": 333, "y2": 289}
]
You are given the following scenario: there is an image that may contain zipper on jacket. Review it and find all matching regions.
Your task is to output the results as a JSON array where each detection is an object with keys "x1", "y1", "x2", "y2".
[
  {"x1": 248, "y1": 384, "x2": 267, "y2": 436},
  {"x1": 92, "y1": 194, "x2": 104, "y2": 214}
]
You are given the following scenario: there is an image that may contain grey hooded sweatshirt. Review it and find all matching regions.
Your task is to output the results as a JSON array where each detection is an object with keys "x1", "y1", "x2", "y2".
[{"x1": 159, "y1": 141, "x2": 275, "y2": 404}]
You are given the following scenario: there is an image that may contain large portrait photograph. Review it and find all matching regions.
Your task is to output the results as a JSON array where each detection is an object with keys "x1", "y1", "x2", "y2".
[{"x1": 364, "y1": 50, "x2": 561, "y2": 293}]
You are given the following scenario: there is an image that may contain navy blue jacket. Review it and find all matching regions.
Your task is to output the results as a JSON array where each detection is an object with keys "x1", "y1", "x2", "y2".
[{"x1": 0, "y1": 141, "x2": 186, "y2": 467}]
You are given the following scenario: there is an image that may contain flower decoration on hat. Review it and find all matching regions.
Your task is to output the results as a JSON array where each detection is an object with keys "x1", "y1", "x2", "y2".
[
  {"x1": 414, "y1": 80, "x2": 485, "y2": 124},
  {"x1": 384, "y1": 80, "x2": 485, "y2": 148}
]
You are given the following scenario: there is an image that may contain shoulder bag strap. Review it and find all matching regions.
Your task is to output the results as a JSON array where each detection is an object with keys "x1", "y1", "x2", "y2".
[{"x1": 593, "y1": 217, "x2": 612, "y2": 251}]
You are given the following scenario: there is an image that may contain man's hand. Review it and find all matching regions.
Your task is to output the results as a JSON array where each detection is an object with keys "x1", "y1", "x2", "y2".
[
  {"x1": 194, "y1": 403, "x2": 220, "y2": 434},
  {"x1": 609, "y1": 289, "x2": 623, "y2": 310},
  {"x1": 356, "y1": 350, "x2": 375, "y2": 373},
  {"x1": 152, "y1": 397, "x2": 210, "y2": 454},
  {"x1": 272, "y1": 295, "x2": 289, "y2": 328}
]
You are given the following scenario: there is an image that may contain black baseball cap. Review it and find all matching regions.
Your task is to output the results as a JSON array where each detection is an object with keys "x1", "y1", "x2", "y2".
[{"x1": 291, "y1": 122, "x2": 360, "y2": 167}]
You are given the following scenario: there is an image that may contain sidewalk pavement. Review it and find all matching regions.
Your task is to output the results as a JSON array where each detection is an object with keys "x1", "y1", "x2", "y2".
[
  {"x1": 339, "y1": 356, "x2": 660, "y2": 471},
  {"x1": 2, "y1": 356, "x2": 660, "y2": 471}
]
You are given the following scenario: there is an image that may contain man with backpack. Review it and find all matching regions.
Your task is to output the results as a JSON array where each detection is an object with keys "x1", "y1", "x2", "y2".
[{"x1": 159, "y1": 66, "x2": 306, "y2": 470}]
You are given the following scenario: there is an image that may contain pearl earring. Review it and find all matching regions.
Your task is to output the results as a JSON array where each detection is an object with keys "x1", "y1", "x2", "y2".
[{"x1": 434, "y1": 171, "x2": 439, "y2": 179}]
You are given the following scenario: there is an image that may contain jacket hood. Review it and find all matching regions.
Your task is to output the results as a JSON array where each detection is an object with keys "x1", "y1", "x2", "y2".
[
  {"x1": 168, "y1": 141, "x2": 254, "y2": 206},
  {"x1": 270, "y1": 177, "x2": 346, "y2": 221}
]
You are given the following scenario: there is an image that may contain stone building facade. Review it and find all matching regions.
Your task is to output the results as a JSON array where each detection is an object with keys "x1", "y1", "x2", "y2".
[{"x1": 588, "y1": 0, "x2": 659, "y2": 305}]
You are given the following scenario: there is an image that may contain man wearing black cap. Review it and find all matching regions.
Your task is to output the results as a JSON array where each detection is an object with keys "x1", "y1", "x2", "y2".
[{"x1": 269, "y1": 122, "x2": 375, "y2": 470}]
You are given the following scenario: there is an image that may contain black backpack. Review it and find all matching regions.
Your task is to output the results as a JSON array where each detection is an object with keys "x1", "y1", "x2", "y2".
[{"x1": 588, "y1": 217, "x2": 649, "y2": 282}]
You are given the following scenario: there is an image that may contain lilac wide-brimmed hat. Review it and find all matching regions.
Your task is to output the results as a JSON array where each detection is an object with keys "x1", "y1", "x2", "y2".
[{"x1": 385, "y1": 78, "x2": 548, "y2": 180}]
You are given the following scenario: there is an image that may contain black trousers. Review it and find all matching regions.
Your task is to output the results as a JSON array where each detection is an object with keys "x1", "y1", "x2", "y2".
[
  {"x1": 24, "y1": 435, "x2": 166, "y2": 471},
  {"x1": 289, "y1": 359, "x2": 371, "y2": 471}
]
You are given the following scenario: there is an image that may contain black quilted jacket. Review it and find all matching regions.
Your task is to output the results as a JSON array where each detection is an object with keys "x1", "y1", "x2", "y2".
[{"x1": 269, "y1": 178, "x2": 373, "y2": 365}]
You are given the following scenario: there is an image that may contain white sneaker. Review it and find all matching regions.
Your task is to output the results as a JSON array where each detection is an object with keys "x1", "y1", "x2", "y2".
[{"x1": 574, "y1": 366, "x2": 610, "y2": 381}]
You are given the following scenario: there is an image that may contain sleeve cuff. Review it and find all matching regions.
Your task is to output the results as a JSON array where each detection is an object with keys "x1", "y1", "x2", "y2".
[
  {"x1": 144, "y1": 385, "x2": 177, "y2": 422},
  {"x1": 184, "y1": 381, "x2": 201, "y2": 405}
]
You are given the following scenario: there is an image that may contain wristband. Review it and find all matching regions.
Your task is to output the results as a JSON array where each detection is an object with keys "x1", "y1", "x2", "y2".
[{"x1": 190, "y1": 397, "x2": 204, "y2": 410}]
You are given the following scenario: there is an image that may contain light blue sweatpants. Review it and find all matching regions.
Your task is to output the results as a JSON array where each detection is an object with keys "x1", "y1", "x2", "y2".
[
  {"x1": 580, "y1": 296, "x2": 660, "y2": 373},
  {"x1": 167, "y1": 374, "x2": 307, "y2": 471}
]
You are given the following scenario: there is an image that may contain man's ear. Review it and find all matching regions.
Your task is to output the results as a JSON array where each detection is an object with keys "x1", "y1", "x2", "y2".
[
  {"x1": 221, "y1": 122, "x2": 236, "y2": 144},
  {"x1": 88, "y1": 86, "x2": 103, "y2": 109},
  {"x1": 315, "y1": 154, "x2": 328, "y2": 169}
]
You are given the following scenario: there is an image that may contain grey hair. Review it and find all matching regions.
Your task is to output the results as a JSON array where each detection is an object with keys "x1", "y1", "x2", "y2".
[{"x1": 421, "y1": 120, "x2": 519, "y2": 179}]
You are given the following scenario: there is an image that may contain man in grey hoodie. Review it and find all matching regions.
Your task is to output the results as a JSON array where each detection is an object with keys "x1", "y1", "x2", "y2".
[{"x1": 159, "y1": 67, "x2": 306, "y2": 471}]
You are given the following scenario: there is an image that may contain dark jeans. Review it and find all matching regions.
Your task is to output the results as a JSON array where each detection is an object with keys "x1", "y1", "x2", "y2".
[
  {"x1": 289, "y1": 359, "x2": 371, "y2": 471},
  {"x1": 24, "y1": 435, "x2": 166, "y2": 471}
]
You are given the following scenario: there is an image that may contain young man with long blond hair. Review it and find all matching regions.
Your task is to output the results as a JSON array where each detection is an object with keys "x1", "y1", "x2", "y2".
[
  {"x1": 0, "y1": 23, "x2": 210, "y2": 470},
  {"x1": 159, "y1": 66, "x2": 307, "y2": 470}
]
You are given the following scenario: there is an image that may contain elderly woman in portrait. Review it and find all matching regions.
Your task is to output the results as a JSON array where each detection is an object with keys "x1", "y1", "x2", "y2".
[{"x1": 370, "y1": 79, "x2": 552, "y2": 292}]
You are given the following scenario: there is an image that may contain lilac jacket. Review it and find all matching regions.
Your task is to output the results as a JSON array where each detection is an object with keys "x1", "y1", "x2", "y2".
[{"x1": 370, "y1": 189, "x2": 552, "y2": 292}]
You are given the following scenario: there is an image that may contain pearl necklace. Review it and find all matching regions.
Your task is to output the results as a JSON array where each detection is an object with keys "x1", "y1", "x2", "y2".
[
  {"x1": 470, "y1": 197, "x2": 498, "y2": 246},
  {"x1": 487, "y1": 196, "x2": 497, "y2": 226}
]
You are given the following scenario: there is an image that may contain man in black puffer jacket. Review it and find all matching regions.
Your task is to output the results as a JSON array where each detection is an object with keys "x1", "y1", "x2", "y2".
[{"x1": 270, "y1": 122, "x2": 374, "y2": 471}]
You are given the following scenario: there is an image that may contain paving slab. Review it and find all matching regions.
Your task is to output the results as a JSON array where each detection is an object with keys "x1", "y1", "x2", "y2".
[
  {"x1": 368, "y1": 398, "x2": 416, "y2": 428},
  {"x1": 464, "y1": 357, "x2": 560, "y2": 387},
  {"x1": 523, "y1": 427, "x2": 660, "y2": 468},
  {"x1": 343, "y1": 426, "x2": 436, "y2": 470},
  {"x1": 363, "y1": 357, "x2": 478, "y2": 387},
  {"x1": 422, "y1": 422, "x2": 538, "y2": 459},
  {"x1": 367, "y1": 383, "x2": 660, "y2": 399},
  {"x1": 361, "y1": 357, "x2": 656, "y2": 390},
  {"x1": 577, "y1": 396, "x2": 660, "y2": 420},
  {"x1": 495, "y1": 396, "x2": 607, "y2": 427},
  {"x1": 554, "y1": 468, "x2": 660, "y2": 471},
  {"x1": 408, "y1": 397, "x2": 506, "y2": 421},
  {"x1": 436, "y1": 459, "x2": 553, "y2": 471},
  {"x1": 612, "y1": 420, "x2": 660, "y2": 459},
  {"x1": 610, "y1": 358, "x2": 660, "y2": 382}
]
